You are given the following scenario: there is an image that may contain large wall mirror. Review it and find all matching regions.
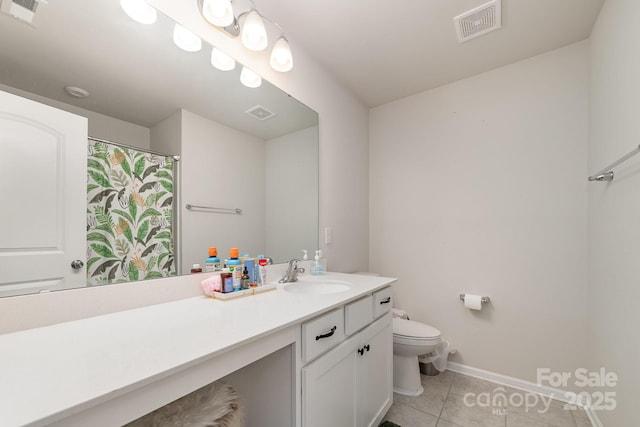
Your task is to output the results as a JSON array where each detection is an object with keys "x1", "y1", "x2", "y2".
[{"x1": 0, "y1": 0, "x2": 318, "y2": 297}]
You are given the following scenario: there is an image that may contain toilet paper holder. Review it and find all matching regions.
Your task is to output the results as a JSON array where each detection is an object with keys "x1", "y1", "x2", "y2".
[{"x1": 459, "y1": 294, "x2": 490, "y2": 304}]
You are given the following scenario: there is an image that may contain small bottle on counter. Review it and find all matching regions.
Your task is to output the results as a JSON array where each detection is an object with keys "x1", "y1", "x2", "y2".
[
  {"x1": 191, "y1": 263, "x2": 203, "y2": 274},
  {"x1": 311, "y1": 250, "x2": 324, "y2": 276},
  {"x1": 221, "y1": 268, "x2": 233, "y2": 293},
  {"x1": 241, "y1": 266, "x2": 250, "y2": 289},
  {"x1": 226, "y1": 248, "x2": 242, "y2": 270},
  {"x1": 258, "y1": 258, "x2": 268, "y2": 286},
  {"x1": 232, "y1": 266, "x2": 242, "y2": 291},
  {"x1": 205, "y1": 247, "x2": 221, "y2": 272}
]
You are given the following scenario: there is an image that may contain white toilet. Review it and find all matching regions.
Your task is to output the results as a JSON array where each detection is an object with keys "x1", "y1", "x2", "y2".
[{"x1": 392, "y1": 316, "x2": 441, "y2": 396}]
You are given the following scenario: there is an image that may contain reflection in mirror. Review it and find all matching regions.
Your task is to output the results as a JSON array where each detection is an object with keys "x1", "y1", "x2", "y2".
[{"x1": 0, "y1": 0, "x2": 318, "y2": 297}]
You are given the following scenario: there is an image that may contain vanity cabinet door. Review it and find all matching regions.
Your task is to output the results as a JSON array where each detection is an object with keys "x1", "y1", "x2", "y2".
[
  {"x1": 301, "y1": 313, "x2": 393, "y2": 427},
  {"x1": 302, "y1": 337, "x2": 358, "y2": 427},
  {"x1": 357, "y1": 315, "x2": 393, "y2": 427}
]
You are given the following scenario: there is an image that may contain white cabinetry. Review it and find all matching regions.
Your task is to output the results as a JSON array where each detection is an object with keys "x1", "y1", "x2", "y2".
[
  {"x1": 357, "y1": 317, "x2": 392, "y2": 427},
  {"x1": 301, "y1": 287, "x2": 393, "y2": 427},
  {"x1": 302, "y1": 331, "x2": 358, "y2": 426}
]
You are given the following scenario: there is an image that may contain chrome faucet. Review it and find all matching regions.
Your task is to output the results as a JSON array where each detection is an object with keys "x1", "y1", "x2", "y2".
[{"x1": 279, "y1": 259, "x2": 305, "y2": 283}]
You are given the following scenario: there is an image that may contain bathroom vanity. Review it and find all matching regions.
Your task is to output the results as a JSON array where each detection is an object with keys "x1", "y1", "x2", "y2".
[{"x1": 0, "y1": 273, "x2": 394, "y2": 427}]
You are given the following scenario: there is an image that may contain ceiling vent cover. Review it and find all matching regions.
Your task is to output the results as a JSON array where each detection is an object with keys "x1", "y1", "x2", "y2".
[
  {"x1": 0, "y1": 0, "x2": 44, "y2": 25},
  {"x1": 454, "y1": 0, "x2": 501, "y2": 43},
  {"x1": 245, "y1": 105, "x2": 276, "y2": 121}
]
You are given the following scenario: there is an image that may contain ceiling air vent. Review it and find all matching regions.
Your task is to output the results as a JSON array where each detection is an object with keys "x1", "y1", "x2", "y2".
[
  {"x1": 0, "y1": 0, "x2": 44, "y2": 25},
  {"x1": 245, "y1": 105, "x2": 276, "y2": 121},
  {"x1": 454, "y1": 0, "x2": 501, "y2": 43}
]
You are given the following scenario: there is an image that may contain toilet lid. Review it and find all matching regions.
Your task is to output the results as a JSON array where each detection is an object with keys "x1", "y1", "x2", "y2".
[{"x1": 393, "y1": 318, "x2": 440, "y2": 339}]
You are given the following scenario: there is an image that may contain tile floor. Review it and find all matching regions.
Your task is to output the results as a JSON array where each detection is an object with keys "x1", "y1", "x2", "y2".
[{"x1": 382, "y1": 370, "x2": 592, "y2": 427}]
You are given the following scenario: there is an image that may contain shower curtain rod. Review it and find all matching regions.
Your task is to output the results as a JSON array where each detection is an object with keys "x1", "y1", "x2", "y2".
[
  {"x1": 588, "y1": 144, "x2": 640, "y2": 182},
  {"x1": 88, "y1": 136, "x2": 180, "y2": 160}
]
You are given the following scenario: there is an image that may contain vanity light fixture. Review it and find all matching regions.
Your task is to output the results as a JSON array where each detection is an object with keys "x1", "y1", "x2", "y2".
[
  {"x1": 241, "y1": 10, "x2": 267, "y2": 51},
  {"x1": 202, "y1": 0, "x2": 234, "y2": 27},
  {"x1": 120, "y1": 0, "x2": 157, "y2": 25},
  {"x1": 269, "y1": 36, "x2": 293, "y2": 72},
  {"x1": 199, "y1": 0, "x2": 294, "y2": 72},
  {"x1": 240, "y1": 66, "x2": 262, "y2": 88},
  {"x1": 173, "y1": 24, "x2": 202, "y2": 52},
  {"x1": 211, "y1": 46, "x2": 236, "y2": 71}
]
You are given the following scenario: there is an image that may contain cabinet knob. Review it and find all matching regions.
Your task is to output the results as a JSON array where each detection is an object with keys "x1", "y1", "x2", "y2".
[
  {"x1": 357, "y1": 348, "x2": 364, "y2": 356},
  {"x1": 364, "y1": 344, "x2": 370, "y2": 352}
]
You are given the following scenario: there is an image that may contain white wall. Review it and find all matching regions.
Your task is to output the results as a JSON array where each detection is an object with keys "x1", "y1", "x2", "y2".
[
  {"x1": 370, "y1": 42, "x2": 589, "y2": 383},
  {"x1": 0, "y1": 83, "x2": 150, "y2": 149},
  {"x1": 150, "y1": 110, "x2": 182, "y2": 156},
  {"x1": 265, "y1": 126, "x2": 319, "y2": 262},
  {"x1": 588, "y1": 0, "x2": 640, "y2": 424},
  {"x1": 148, "y1": 0, "x2": 370, "y2": 274},
  {"x1": 180, "y1": 110, "x2": 265, "y2": 272}
]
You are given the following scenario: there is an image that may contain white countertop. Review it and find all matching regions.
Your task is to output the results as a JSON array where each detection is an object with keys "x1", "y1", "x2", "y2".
[{"x1": 0, "y1": 272, "x2": 395, "y2": 427}]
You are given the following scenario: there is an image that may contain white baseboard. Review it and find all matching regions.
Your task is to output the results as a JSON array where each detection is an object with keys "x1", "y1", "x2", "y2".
[{"x1": 446, "y1": 362, "x2": 603, "y2": 427}]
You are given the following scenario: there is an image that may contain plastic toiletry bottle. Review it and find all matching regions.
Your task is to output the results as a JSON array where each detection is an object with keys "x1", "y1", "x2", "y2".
[
  {"x1": 227, "y1": 248, "x2": 242, "y2": 269},
  {"x1": 205, "y1": 247, "x2": 221, "y2": 272},
  {"x1": 311, "y1": 250, "x2": 324, "y2": 275},
  {"x1": 241, "y1": 266, "x2": 250, "y2": 289},
  {"x1": 191, "y1": 263, "x2": 203, "y2": 274},
  {"x1": 244, "y1": 258, "x2": 256, "y2": 285},
  {"x1": 232, "y1": 266, "x2": 242, "y2": 291},
  {"x1": 258, "y1": 258, "x2": 268, "y2": 286},
  {"x1": 221, "y1": 268, "x2": 233, "y2": 293}
]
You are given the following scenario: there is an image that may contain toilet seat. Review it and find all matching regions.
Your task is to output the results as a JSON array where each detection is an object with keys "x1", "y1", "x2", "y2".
[
  {"x1": 393, "y1": 334, "x2": 441, "y2": 346},
  {"x1": 392, "y1": 318, "x2": 440, "y2": 339}
]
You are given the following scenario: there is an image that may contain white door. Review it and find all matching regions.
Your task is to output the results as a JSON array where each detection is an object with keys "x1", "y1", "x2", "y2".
[{"x1": 0, "y1": 90, "x2": 88, "y2": 297}]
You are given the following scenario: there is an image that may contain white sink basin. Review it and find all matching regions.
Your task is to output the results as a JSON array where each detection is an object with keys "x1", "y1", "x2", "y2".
[{"x1": 283, "y1": 279, "x2": 352, "y2": 295}]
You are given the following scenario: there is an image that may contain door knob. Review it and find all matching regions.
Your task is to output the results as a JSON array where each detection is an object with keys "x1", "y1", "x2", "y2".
[{"x1": 71, "y1": 259, "x2": 84, "y2": 270}]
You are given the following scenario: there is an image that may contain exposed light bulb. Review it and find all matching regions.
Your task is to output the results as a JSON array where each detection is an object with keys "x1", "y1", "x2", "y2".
[
  {"x1": 211, "y1": 47, "x2": 236, "y2": 71},
  {"x1": 173, "y1": 24, "x2": 202, "y2": 52},
  {"x1": 270, "y1": 36, "x2": 293, "y2": 72},
  {"x1": 241, "y1": 10, "x2": 268, "y2": 51},
  {"x1": 240, "y1": 66, "x2": 262, "y2": 88},
  {"x1": 120, "y1": 0, "x2": 157, "y2": 25},
  {"x1": 202, "y1": 0, "x2": 234, "y2": 27}
]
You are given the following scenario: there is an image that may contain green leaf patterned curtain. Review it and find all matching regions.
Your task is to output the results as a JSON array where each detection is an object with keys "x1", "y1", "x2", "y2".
[{"x1": 87, "y1": 139, "x2": 176, "y2": 285}]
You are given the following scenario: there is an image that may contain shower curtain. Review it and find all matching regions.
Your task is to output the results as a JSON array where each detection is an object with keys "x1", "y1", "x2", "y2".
[{"x1": 86, "y1": 139, "x2": 176, "y2": 285}]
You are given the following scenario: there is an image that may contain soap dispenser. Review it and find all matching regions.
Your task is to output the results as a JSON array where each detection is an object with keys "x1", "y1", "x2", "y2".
[
  {"x1": 301, "y1": 250, "x2": 308, "y2": 261},
  {"x1": 311, "y1": 250, "x2": 324, "y2": 276}
]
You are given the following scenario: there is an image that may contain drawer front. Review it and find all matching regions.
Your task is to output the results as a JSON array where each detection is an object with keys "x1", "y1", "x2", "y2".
[
  {"x1": 345, "y1": 295, "x2": 373, "y2": 336},
  {"x1": 373, "y1": 287, "x2": 393, "y2": 319},
  {"x1": 302, "y1": 307, "x2": 345, "y2": 363}
]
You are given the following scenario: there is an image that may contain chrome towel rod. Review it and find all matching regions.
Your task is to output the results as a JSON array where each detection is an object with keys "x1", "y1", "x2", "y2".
[
  {"x1": 185, "y1": 204, "x2": 242, "y2": 215},
  {"x1": 588, "y1": 144, "x2": 640, "y2": 182}
]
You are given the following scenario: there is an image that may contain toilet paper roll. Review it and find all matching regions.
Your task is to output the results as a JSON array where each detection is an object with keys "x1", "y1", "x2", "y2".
[{"x1": 464, "y1": 294, "x2": 483, "y2": 310}]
